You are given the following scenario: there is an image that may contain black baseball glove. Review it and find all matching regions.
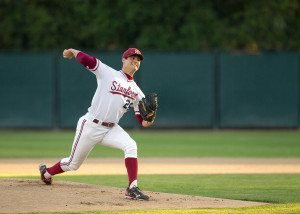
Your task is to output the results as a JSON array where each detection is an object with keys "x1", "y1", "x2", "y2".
[{"x1": 138, "y1": 93, "x2": 158, "y2": 122}]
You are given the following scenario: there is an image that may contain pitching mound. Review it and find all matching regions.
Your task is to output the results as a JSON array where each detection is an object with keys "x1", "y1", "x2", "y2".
[{"x1": 0, "y1": 178, "x2": 268, "y2": 213}]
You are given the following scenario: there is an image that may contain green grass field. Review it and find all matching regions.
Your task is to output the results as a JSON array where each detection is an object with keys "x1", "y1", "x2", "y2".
[
  {"x1": 1, "y1": 130, "x2": 300, "y2": 214},
  {"x1": 0, "y1": 130, "x2": 299, "y2": 158}
]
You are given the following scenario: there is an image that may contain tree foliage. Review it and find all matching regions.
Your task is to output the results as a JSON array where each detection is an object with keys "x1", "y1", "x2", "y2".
[{"x1": 1, "y1": 0, "x2": 300, "y2": 52}]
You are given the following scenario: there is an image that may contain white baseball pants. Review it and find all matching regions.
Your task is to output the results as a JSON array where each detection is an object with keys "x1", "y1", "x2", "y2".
[{"x1": 60, "y1": 115, "x2": 137, "y2": 172}]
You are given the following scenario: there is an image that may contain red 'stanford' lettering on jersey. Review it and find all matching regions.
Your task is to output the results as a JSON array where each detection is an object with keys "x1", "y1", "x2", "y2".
[{"x1": 110, "y1": 81, "x2": 138, "y2": 100}]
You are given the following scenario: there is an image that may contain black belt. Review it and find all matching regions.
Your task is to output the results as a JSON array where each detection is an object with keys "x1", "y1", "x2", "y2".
[{"x1": 92, "y1": 119, "x2": 115, "y2": 128}]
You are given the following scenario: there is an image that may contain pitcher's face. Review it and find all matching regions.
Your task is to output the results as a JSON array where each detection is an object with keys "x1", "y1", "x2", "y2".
[{"x1": 122, "y1": 55, "x2": 141, "y2": 72}]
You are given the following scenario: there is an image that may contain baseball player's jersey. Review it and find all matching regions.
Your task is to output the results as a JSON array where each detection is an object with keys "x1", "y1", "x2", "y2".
[{"x1": 80, "y1": 54, "x2": 144, "y2": 124}]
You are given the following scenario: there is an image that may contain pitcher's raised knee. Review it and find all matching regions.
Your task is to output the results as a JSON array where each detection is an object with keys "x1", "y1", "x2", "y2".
[{"x1": 124, "y1": 146, "x2": 138, "y2": 158}]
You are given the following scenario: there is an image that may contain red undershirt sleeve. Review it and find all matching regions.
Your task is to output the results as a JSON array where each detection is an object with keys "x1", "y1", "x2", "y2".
[
  {"x1": 76, "y1": 52, "x2": 97, "y2": 70},
  {"x1": 135, "y1": 112, "x2": 143, "y2": 126}
]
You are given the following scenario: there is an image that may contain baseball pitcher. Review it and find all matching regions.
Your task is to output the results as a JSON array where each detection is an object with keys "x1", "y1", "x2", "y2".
[{"x1": 39, "y1": 48, "x2": 158, "y2": 200}]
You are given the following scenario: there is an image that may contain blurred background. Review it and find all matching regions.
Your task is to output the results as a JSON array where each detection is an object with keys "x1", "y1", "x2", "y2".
[{"x1": 0, "y1": 0, "x2": 299, "y2": 130}]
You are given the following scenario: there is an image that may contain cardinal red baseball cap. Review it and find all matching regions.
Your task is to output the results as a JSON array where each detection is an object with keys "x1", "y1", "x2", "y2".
[{"x1": 122, "y1": 48, "x2": 144, "y2": 61}]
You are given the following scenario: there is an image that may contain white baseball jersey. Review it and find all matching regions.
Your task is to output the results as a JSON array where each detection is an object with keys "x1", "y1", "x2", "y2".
[{"x1": 86, "y1": 58, "x2": 145, "y2": 123}]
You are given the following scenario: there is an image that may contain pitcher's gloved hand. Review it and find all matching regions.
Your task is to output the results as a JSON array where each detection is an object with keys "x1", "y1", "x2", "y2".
[{"x1": 138, "y1": 93, "x2": 158, "y2": 122}]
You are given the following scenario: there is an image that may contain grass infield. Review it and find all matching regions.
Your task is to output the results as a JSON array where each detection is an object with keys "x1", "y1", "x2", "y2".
[{"x1": 0, "y1": 130, "x2": 299, "y2": 158}]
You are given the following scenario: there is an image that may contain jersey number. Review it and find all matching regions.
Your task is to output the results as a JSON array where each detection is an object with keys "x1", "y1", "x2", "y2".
[{"x1": 123, "y1": 100, "x2": 133, "y2": 111}]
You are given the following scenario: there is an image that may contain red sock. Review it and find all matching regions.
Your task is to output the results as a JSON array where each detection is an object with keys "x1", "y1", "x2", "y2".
[
  {"x1": 125, "y1": 157, "x2": 138, "y2": 187},
  {"x1": 47, "y1": 161, "x2": 64, "y2": 176}
]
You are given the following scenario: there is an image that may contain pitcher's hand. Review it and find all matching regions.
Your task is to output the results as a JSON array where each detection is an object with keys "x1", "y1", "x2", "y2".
[{"x1": 63, "y1": 49, "x2": 75, "y2": 59}]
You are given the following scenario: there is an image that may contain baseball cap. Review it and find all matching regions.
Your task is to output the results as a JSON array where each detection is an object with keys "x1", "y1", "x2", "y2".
[{"x1": 122, "y1": 48, "x2": 144, "y2": 61}]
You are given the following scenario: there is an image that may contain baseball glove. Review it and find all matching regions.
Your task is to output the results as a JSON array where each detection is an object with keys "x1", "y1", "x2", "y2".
[{"x1": 138, "y1": 93, "x2": 158, "y2": 122}]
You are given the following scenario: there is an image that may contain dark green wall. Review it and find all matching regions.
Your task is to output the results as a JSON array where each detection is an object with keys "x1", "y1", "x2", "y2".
[
  {"x1": 0, "y1": 53, "x2": 54, "y2": 128},
  {"x1": 142, "y1": 53, "x2": 215, "y2": 128},
  {"x1": 0, "y1": 52, "x2": 299, "y2": 129},
  {"x1": 219, "y1": 53, "x2": 299, "y2": 128}
]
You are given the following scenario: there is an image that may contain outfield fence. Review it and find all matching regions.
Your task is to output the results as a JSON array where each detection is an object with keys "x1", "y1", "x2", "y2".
[{"x1": 0, "y1": 51, "x2": 299, "y2": 129}]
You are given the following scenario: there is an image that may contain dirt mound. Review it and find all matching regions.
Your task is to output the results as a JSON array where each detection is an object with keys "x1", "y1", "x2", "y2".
[{"x1": 0, "y1": 178, "x2": 268, "y2": 213}]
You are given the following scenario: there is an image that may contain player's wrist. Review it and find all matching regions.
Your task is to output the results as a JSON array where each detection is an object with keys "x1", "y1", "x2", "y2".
[
  {"x1": 70, "y1": 49, "x2": 80, "y2": 58},
  {"x1": 142, "y1": 120, "x2": 153, "y2": 127}
]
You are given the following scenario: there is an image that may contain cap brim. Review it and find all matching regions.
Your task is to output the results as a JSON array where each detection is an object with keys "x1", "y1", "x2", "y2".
[
  {"x1": 138, "y1": 54, "x2": 144, "y2": 61},
  {"x1": 132, "y1": 54, "x2": 144, "y2": 61}
]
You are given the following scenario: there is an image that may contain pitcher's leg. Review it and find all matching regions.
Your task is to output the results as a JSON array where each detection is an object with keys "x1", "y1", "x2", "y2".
[
  {"x1": 42, "y1": 118, "x2": 101, "y2": 182},
  {"x1": 60, "y1": 119, "x2": 100, "y2": 172},
  {"x1": 101, "y1": 124, "x2": 138, "y2": 158},
  {"x1": 101, "y1": 124, "x2": 138, "y2": 188},
  {"x1": 125, "y1": 157, "x2": 138, "y2": 188}
]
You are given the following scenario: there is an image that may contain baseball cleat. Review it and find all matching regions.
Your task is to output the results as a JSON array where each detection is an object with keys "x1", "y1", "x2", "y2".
[
  {"x1": 125, "y1": 187, "x2": 149, "y2": 200},
  {"x1": 39, "y1": 164, "x2": 52, "y2": 185}
]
